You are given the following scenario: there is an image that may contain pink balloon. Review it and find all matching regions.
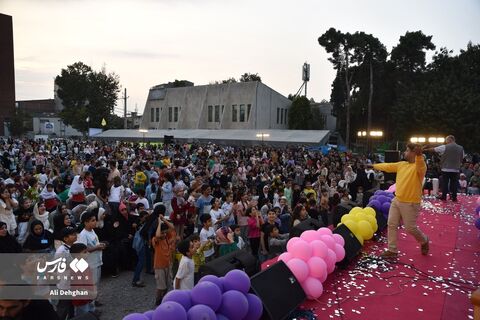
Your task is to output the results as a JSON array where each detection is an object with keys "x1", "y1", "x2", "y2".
[
  {"x1": 307, "y1": 257, "x2": 327, "y2": 280},
  {"x1": 387, "y1": 184, "x2": 396, "y2": 193},
  {"x1": 316, "y1": 227, "x2": 333, "y2": 236},
  {"x1": 334, "y1": 243, "x2": 345, "y2": 262},
  {"x1": 302, "y1": 277, "x2": 324, "y2": 300},
  {"x1": 325, "y1": 249, "x2": 337, "y2": 273},
  {"x1": 332, "y1": 234, "x2": 345, "y2": 247},
  {"x1": 286, "y1": 237, "x2": 303, "y2": 252},
  {"x1": 320, "y1": 235, "x2": 336, "y2": 251},
  {"x1": 300, "y1": 230, "x2": 322, "y2": 243},
  {"x1": 278, "y1": 252, "x2": 293, "y2": 263},
  {"x1": 286, "y1": 258, "x2": 309, "y2": 282},
  {"x1": 289, "y1": 240, "x2": 313, "y2": 261},
  {"x1": 310, "y1": 240, "x2": 328, "y2": 259}
]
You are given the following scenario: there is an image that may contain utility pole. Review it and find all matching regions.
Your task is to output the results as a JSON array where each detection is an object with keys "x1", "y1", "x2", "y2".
[{"x1": 122, "y1": 88, "x2": 129, "y2": 129}]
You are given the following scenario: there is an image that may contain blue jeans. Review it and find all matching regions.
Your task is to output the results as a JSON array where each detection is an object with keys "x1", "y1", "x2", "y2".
[{"x1": 132, "y1": 243, "x2": 146, "y2": 283}]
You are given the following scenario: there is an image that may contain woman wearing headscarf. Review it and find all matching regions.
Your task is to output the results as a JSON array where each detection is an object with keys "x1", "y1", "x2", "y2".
[
  {"x1": 14, "y1": 197, "x2": 34, "y2": 245},
  {"x1": 22, "y1": 220, "x2": 54, "y2": 253},
  {"x1": 0, "y1": 221, "x2": 22, "y2": 253},
  {"x1": 68, "y1": 175, "x2": 86, "y2": 209},
  {"x1": 52, "y1": 212, "x2": 72, "y2": 249},
  {"x1": 39, "y1": 183, "x2": 58, "y2": 212},
  {"x1": 0, "y1": 186, "x2": 17, "y2": 236},
  {"x1": 33, "y1": 200, "x2": 51, "y2": 232}
]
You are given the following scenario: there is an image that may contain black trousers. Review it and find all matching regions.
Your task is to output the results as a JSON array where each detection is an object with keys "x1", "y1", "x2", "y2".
[{"x1": 441, "y1": 171, "x2": 459, "y2": 200}]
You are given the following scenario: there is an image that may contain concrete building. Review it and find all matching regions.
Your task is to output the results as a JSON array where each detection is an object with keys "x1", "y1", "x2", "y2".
[
  {"x1": 0, "y1": 14, "x2": 16, "y2": 136},
  {"x1": 141, "y1": 81, "x2": 292, "y2": 130},
  {"x1": 311, "y1": 100, "x2": 336, "y2": 131},
  {"x1": 32, "y1": 114, "x2": 83, "y2": 137}
]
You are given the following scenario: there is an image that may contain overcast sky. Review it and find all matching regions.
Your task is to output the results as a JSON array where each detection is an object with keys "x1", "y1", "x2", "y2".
[{"x1": 2, "y1": 0, "x2": 479, "y2": 116}]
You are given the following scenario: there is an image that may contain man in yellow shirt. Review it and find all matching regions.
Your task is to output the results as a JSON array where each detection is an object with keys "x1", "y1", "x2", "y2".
[{"x1": 369, "y1": 143, "x2": 429, "y2": 258}]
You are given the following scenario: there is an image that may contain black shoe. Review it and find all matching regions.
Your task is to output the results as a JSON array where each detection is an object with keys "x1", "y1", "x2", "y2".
[
  {"x1": 146, "y1": 270, "x2": 155, "y2": 275},
  {"x1": 132, "y1": 281, "x2": 146, "y2": 287},
  {"x1": 111, "y1": 273, "x2": 119, "y2": 278}
]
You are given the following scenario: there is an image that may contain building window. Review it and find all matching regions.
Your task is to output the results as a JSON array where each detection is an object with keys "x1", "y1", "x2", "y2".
[
  {"x1": 221, "y1": 105, "x2": 224, "y2": 114},
  {"x1": 174, "y1": 107, "x2": 179, "y2": 122},
  {"x1": 247, "y1": 104, "x2": 251, "y2": 121},
  {"x1": 277, "y1": 108, "x2": 280, "y2": 124},
  {"x1": 168, "y1": 107, "x2": 172, "y2": 122},
  {"x1": 208, "y1": 105, "x2": 213, "y2": 122},
  {"x1": 285, "y1": 109, "x2": 288, "y2": 125},
  {"x1": 232, "y1": 105, "x2": 238, "y2": 122},
  {"x1": 280, "y1": 108, "x2": 284, "y2": 124},
  {"x1": 155, "y1": 108, "x2": 159, "y2": 122},
  {"x1": 151, "y1": 108, "x2": 154, "y2": 122},
  {"x1": 215, "y1": 105, "x2": 220, "y2": 122},
  {"x1": 239, "y1": 104, "x2": 246, "y2": 122}
]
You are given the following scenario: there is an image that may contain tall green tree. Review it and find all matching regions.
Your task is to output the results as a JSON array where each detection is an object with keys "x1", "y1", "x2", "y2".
[
  {"x1": 318, "y1": 28, "x2": 359, "y2": 147},
  {"x1": 288, "y1": 96, "x2": 325, "y2": 130},
  {"x1": 55, "y1": 62, "x2": 121, "y2": 133}
]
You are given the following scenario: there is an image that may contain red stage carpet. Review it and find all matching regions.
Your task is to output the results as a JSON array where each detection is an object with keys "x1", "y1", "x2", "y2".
[{"x1": 262, "y1": 195, "x2": 479, "y2": 320}]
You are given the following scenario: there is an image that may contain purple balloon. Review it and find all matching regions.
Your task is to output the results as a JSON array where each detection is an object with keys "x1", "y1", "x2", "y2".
[
  {"x1": 377, "y1": 195, "x2": 389, "y2": 204},
  {"x1": 381, "y1": 202, "x2": 391, "y2": 215},
  {"x1": 143, "y1": 310, "x2": 154, "y2": 320},
  {"x1": 153, "y1": 301, "x2": 187, "y2": 320},
  {"x1": 476, "y1": 206, "x2": 480, "y2": 215},
  {"x1": 199, "y1": 275, "x2": 224, "y2": 292},
  {"x1": 244, "y1": 293, "x2": 263, "y2": 320},
  {"x1": 216, "y1": 314, "x2": 229, "y2": 320},
  {"x1": 386, "y1": 192, "x2": 395, "y2": 198},
  {"x1": 369, "y1": 200, "x2": 381, "y2": 210},
  {"x1": 374, "y1": 190, "x2": 382, "y2": 195},
  {"x1": 162, "y1": 290, "x2": 192, "y2": 311},
  {"x1": 218, "y1": 290, "x2": 249, "y2": 320},
  {"x1": 475, "y1": 218, "x2": 480, "y2": 230},
  {"x1": 191, "y1": 281, "x2": 223, "y2": 311},
  {"x1": 123, "y1": 313, "x2": 149, "y2": 320},
  {"x1": 187, "y1": 304, "x2": 217, "y2": 320},
  {"x1": 223, "y1": 269, "x2": 251, "y2": 294}
]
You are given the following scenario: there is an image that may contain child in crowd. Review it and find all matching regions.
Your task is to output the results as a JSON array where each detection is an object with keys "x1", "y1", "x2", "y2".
[
  {"x1": 76, "y1": 211, "x2": 105, "y2": 306},
  {"x1": 209, "y1": 198, "x2": 226, "y2": 230},
  {"x1": 356, "y1": 186, "x2": 364, "y2": 207},
  {"x1": 260, "y1": 210, "x2": 279, "y2": 256},
  {"x1": 246, "y1": 206, "x2": 263, "y2": 258},
  {"x1": 174, "y1": 239, "x2": 195, "y2": 290},
  {"x1": 215, "y1": 226, "x2": 238, "y2": 256},
  {"x1": 70, "y1": 243, "x2": 95, "y2": 317},
  {"x1": 233, "y1": 225, "x2": 246, "y2": 250},
  {"x1": 15, "y1": 197, "x2": 33, "y2": 244},
  {"x1": 319, "y1": 189, "x2": 330, "y2": 226},
  {"x1": 189, "y1": 234, "x2": 209, "y2": 284},
  {"x1": 266, "y1": 224, "x2": 289, "y2": 259},
  {"x1": 220, "y1": 192, "x2": 235, "y2": 228},
  {"x1": 152, "y1": 213, "x2": 176, "y2": 305},
  {"x1": 199, "y1": 214, "x2": 215, "y2": 262},
  {"x1": 39, "y1": 183, "x2": 58, "y2": 212}
]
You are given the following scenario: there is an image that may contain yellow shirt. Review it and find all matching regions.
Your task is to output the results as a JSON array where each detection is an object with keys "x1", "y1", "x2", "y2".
[{"x1": 373, "y1": 156, "x2": 426, "y2": 203}]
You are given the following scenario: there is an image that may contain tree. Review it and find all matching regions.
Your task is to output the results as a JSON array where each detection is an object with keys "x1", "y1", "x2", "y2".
[
  {"x1": 318, "y1": 28, "x2": 358, "y2": 147},
  {"x1": 391, "y1": 31, "x2": 436, "y2": 73},
  {"x1": 55, "y1": 62, "x2": 121, "y2": 133},
  {"x1": 288, "y1": 96, "x2": 325, "y2": 130},
  {"x1": 239, "y1": 73, "x2": 261, "y2": 82},
  {"x1": 7, "y1": 110, "x2": 31, "y2": 136}
]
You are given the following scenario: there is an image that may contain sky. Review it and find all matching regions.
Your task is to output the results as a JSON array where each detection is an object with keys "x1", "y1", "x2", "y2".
[{"x1": 2, "y1": 0, "x2": 479, "y2": 116}]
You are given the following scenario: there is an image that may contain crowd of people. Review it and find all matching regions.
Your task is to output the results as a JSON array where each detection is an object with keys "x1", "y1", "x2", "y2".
[{"x1": 0, "y1": 137, "x2": 478, "y2": 319}]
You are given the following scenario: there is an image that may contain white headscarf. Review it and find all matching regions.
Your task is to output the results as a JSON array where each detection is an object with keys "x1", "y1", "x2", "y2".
[
  {"x1": 33, "y1": 203, "x2": 50, "y2": 231},
  {"x1": 68, "y1": 175, "x2": 85, "y2": 197},
  {"x1": 40, "y1": 185, "x2": 57, "y2": 200}
]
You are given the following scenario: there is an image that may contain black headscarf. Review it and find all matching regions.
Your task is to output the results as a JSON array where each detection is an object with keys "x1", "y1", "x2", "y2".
[
  {"x1": 53, "y1": 213, "x2": 69, "y2": 240},
  {"x1": 0, "y1": 221, "x2": 22, "y2": 253},
  {"x1": 22, "y1": 220, "x2": 54, "y2": 253}
]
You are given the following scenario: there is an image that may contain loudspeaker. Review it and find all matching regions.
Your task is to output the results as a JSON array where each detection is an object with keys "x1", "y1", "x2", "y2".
[
  {"x1": 384, "y1": 150, "x2": 400, "y2": 183},
  {"x1": 289, "y1": 218, "x2": 324, "y2": 239},
  {"x1": 164, "y1": 135, "x2": 174, "y2": 145},
  {"x1": 333, "y1": 224, "x2": 362, "y2": 268},
  {"x1": 250, "y1": 260, "x2": 306, "y2": 320},
  {"x1": 332, "y1": 205, "x2": 351, "y2": 227},
  {"x1": 199, "y1": 250, "x2": 258, "y2": 277}
]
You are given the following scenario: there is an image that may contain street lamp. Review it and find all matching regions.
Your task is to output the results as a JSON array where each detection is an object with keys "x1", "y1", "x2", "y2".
[
  {"x1": 410, "y1": 136, "x2": 445, "y2": 144},
  {"x1": 357, "y1": 130, "x2": 383, "y2": 152},
  {"x1": 139, "y1": 129, "x2": 148, "y2": 145},
  {"x1": 256, "y1": 133, "x2": 270, "y2": 143}
]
